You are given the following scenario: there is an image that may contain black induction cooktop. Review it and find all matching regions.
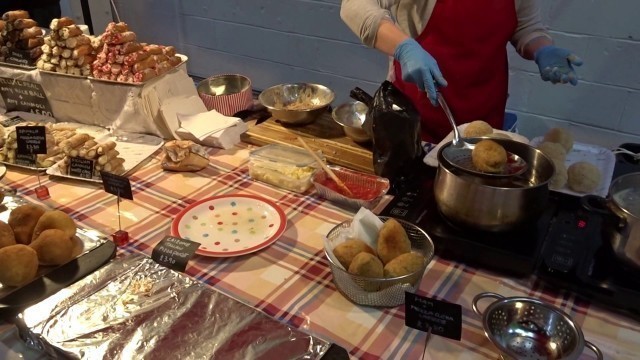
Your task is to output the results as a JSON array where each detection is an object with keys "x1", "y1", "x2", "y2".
[{"x1": 380, "y1": 142, "x2": 640, "y2": 321}]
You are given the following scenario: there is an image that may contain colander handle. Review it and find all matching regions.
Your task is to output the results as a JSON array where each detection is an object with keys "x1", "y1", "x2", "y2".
[
  {"x1": 585, "y1": 340, "x2": 603, "y2": 360},
  {"x1": 472, "y1": 292, "x2": 504, "y2": 317}
]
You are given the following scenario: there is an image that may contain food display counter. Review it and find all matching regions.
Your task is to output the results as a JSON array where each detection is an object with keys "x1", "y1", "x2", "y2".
[{"x1": 0, "y1": 135, "x2": 639, "y2": 359}]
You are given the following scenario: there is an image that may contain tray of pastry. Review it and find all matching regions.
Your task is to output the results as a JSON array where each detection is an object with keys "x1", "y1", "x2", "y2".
[
  {"x1": 0, "y1": 11, "x2": 45, "y2": 70},
  {"x1": 46, "y1": 132, "x2": 163, "y2": 183},
  {"x1": 0, "y1": 122, "x2": 110, "y2": 170},
  {"x1": 0, "y1": 192, "x2": 115, "y2": 309},
  {"x1": 88, "y1": 53, "x2": 187, "y2": 87}
]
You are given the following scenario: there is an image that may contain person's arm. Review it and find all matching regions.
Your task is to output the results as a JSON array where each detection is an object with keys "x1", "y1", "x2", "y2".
[
  {"x1": 373, "y1": 19, "x2": 409, "y2": 56},
  {"x1": 340, "y1": 0, "x2": 395, "y2": 48},
  {"x1": 511, "y1": 0, "x2": 552, "y2": 60}
]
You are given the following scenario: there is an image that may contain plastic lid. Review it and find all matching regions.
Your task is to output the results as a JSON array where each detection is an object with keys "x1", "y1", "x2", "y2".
[{"x1": 249, "y1": 143, "x2": 319, "y2": 167}]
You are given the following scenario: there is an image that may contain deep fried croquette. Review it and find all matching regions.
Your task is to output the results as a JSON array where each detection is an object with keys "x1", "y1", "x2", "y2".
[
  {"x1": 543, "y1": 127, "x2": 573, "y2": 152},
  {"x1": 8, "y1": 204, "x2": 46, "y2": 245},
  {"x1": 377, "y1": 218, "x2": 411, "y2": 264},
  {"x1": 463, "y1": 120, "x2": 493, "y2": 138},
  {"x1": 0, "y1": 244, "x2": 39, "y2": 287},
  {"x1": 0, "y1": 221, "x2": 16, "y2": 249},
  {"x1": 333, "y1": 239, "x2": 375, "y2": 270},
  {"x1": 32, "y1": 210, "x2": 77, "y2": 241},
  {"x1": 537, "y1": 141, "x2": 567, "y2": 163},
  {"x1": 348, "y1": 252, "x2": 384, "y2": 278},
  {"x1": 471, "y1": 139, "x2": 507, "y2": 173},
  {"x1": 30, "y1": 229, "x2": 74, "y2": 265},
  {"x1": 567, "y1": 161, "x2": 601, "y2": 193},
  {"x1": 383, "y1": 252, "x2": 426, "y2": 278}
]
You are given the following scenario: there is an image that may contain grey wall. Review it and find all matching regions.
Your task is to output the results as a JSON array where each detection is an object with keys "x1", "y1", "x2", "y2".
[{"x1": 110, "y1": 0, "x2": 639, "y2": 147}]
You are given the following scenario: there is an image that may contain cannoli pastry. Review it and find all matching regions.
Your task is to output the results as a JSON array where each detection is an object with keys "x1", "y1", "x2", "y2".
[{"x1": 161, "y1": 140, "x2": 209, "y2": 172}]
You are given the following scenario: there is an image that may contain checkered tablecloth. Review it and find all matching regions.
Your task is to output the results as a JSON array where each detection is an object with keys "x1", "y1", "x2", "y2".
[{"x1": 2, "y1": 143, "x2": 639, "y2": 360}]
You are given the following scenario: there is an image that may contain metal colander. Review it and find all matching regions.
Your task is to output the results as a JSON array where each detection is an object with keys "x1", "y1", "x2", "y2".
[
  {"x1": 325, "y1": 217, "x2": 435, "y2": 307},
  {"x1": 472, "y1": 293, "x2": 603, "y2": 360}
]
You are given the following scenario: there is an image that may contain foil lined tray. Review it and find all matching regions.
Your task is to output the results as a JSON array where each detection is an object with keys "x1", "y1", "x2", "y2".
[
  {"x1": 16, "y1": 254, "x2": 330, "y2": 359},
  {"x1": 0, "y1": 192, "x2": 108, "y2": 301}
]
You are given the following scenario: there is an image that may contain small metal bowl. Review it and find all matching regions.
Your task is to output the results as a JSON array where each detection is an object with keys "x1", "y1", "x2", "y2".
[
  {"x1": 332, "y1": 101, "x2": 371, "y2": 143},
  {"x1": 472, "y1": 292, "x2": 603, "y2": 360},
  {"x1": 197, "y1": 74, "x2": 253, "y2": 116},
  {"x1": 325, "y1": 217, "x2": 435, "y2": 307},
  {"x1": 258, "y1": 83, "x2": 334, "y2": 125}
]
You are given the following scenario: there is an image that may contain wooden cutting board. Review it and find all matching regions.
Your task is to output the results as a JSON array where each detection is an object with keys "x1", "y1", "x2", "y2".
[{"x1": 241, "y1": 111, "x2": 375, "y2": 174}]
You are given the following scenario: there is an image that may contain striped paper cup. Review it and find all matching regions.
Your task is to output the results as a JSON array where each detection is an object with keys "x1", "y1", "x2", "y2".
[{"x1": 197, "y1": 74, "x2": 253, "y2": 116}]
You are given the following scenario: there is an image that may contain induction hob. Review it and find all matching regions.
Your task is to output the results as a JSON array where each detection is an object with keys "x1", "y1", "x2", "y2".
[{"x1": 380, "y1": 142, "x2": 640, "y2": 321}]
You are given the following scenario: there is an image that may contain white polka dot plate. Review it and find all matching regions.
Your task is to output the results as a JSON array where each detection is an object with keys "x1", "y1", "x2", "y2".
[{"x1": 171, "y1": 194, "x2": 287, "y2": 257}]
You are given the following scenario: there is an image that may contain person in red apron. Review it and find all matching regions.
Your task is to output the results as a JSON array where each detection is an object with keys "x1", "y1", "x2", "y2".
[{"x1": 341, "y1": 0, "x2": 582, "y2": 143}]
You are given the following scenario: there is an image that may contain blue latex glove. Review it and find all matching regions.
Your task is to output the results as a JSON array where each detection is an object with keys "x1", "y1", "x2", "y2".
[
  {"x1": 394, "y1": 38, "x2": 448, "y2": 106},
  {"x1": 534, "y1": 46, "x2": 583, "y2": 85}
]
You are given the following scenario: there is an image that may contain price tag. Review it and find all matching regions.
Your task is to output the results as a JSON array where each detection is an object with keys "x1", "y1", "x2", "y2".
[
  {"x1": 100, "y1": 171, "x2": 133, "y2": 200},
  {"x1": 4, "y1": 48, "x2": 37, "y2": 67},
  {"x1": 0, "y1": 115, "x2": 25, "y2": 127},
  {"x1": 0, "y1": 77, "x2": 53, "y2": 117},
  {"x1": 405, "y1": 292, "x2": 462, "y2": 341},
  {"x1": 151, "y1": 236, "x2": 200, "y2": 272},
  {"x1": 69, "y1": 157, "x2": 95, "y2": 179},
  {"x1": 16, "y1": 126, "x2": 47, "y2": 155},
  {"x1": 14, "y1": 153, "x2": 36, "y2": 167}
]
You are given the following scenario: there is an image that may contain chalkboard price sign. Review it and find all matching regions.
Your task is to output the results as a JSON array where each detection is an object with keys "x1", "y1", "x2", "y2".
[
  {"x1": 14, "y1": 153, "x2": 36, "y2": 167},
  {"x1": 152, "y1": 236, "x2": 200, "y2": 272},
  {"x1": 100, "y1": 171, "x2": 133, "y2": 200},
  {"x1": 4, "y1": 48, "x2": 37, "y2": 67},
  {"x1": 0, "y1": 77, "x2": 53, "y2": 117},
  {"x1": 0, "y1": 115, "x2": 25, "y2": 127},
  {"x1": 16, "y1": 126, "x2": 47, "y2": 155},
  {"x1": 405, "y1": 292, "x2": 462, "y2": 341},
  {"x1": 69, "y1": 157, "x2": 95, "y2": 179}
]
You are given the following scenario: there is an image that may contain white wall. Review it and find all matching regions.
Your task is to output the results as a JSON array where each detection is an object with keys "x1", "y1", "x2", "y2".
[{"x1": 110, "y1": 0, "x2": 639, "y2": 147}]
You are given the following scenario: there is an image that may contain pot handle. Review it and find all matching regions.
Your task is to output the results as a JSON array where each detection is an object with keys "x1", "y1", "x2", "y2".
[
  {"x1": 472, "y1": 292, "x2": 504, "y2": 317},
  {"x1": 584, "y1": 340, "x2": 603, "y2": 360}
]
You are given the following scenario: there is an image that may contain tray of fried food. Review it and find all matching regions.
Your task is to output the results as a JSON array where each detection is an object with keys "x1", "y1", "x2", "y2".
[
  {"x1": 0, "y1": 196, "x2": 106, "y2": 299},
  {"x1": 0, "y1": 10, "x2": 45, "y2": 68},
  {"x1": 36, "y1": 16, "x2": 100, "y2": 77},
  {"x1": 0, "y1": 122, "x2": 108, "y2": 170},
  {"x1": 90, "y1": 21, "x2": 184, "y2": 85}
]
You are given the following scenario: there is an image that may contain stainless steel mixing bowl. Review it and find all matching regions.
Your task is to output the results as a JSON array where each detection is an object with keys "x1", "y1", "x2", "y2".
[
  {"x1": 331, "y1": 101, "x2": 371, "y2": 143},
  {"x1": 258, "y1": 83, "x2": 334, "y2": 125}
]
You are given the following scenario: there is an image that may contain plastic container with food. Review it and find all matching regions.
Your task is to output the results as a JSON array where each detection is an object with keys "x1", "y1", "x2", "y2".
[
  {"x1": 248, "y1": 144, "x2": 322, "y2": 193},
  {"x1": 312, "y1": 165, "x2": 390, "y2": 210}
]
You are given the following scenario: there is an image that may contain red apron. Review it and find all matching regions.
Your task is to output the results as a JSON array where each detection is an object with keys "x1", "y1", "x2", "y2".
[{"x1": 393, "y1": 0, "x2": 517, "y2": 143}]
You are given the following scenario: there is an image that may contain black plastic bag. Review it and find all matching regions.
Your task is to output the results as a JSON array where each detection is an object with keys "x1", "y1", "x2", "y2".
[{"x1": 351, "y1": 81, "x2": 424, "y2": 182}]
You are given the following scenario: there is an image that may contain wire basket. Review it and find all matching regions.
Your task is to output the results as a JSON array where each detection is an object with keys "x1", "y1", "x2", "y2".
[
  {"x1": 325, "y1": 217, "x2": 435, "y2": 307},
  {"x1": 472, "y1": 292, "x2": 603, "y2": 360}
]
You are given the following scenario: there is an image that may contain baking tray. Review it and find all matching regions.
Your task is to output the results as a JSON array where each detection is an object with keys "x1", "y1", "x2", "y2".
[
  {"x1": 39, "y1": 69, "x2": 88, "y2": 79},
  {"x1": 0, "y1": 193, "x2": 116, "y2": 318},
  {"x1": 530, "y1": 137, "x2": 615, "y2": 197},
  {"x1": 0, "y1": 61, "x2": 37, "y2": 71},
  {"x1": 87, "y1": 54, "x2": 188, "y2": 87},
  {"x1": 46, "y1": 132, "x2": 163, "y2": 183},
  {"x1": 0, "y1": 122, "x2": 111, "y2": 171}
]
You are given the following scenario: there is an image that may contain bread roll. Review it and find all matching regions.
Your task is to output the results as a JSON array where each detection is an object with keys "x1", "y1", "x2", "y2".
[
  {"x1": 377, "y1": 219, "x2": 411, "y2": 264},
  {"x1": 537, "y1": 141, "x2": 567, "y2": 163}
]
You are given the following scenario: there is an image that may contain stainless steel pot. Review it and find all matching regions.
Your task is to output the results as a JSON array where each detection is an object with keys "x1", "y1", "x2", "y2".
[
  {"x1": 582, "y1": 172, "x2": 640, "y2": 269},
  {"x1": 434, "y1": 137, "x2": 555, "y2": 232}
]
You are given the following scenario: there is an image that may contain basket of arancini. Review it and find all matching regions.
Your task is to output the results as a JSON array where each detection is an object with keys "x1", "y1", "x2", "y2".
[{"x1": 324, "y1": 216, "x2": 434, "y2": 307}]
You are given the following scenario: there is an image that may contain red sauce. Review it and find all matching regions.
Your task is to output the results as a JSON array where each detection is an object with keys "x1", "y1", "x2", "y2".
[{"x1": 318, "y1": 178, "x2": 379, "y2": 200}]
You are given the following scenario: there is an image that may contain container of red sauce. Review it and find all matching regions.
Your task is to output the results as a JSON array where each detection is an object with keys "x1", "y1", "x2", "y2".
[{"x1": 312, "y1": 165, "x2": 390, "y2": 210}]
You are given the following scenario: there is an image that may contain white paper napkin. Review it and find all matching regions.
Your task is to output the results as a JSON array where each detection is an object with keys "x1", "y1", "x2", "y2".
[
  {"x1": 159, "y1": 95, "x2": 207, "y2": 139},
  {"x1": 177, "y1": 109, "x2": 241, "y2": 141}
]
